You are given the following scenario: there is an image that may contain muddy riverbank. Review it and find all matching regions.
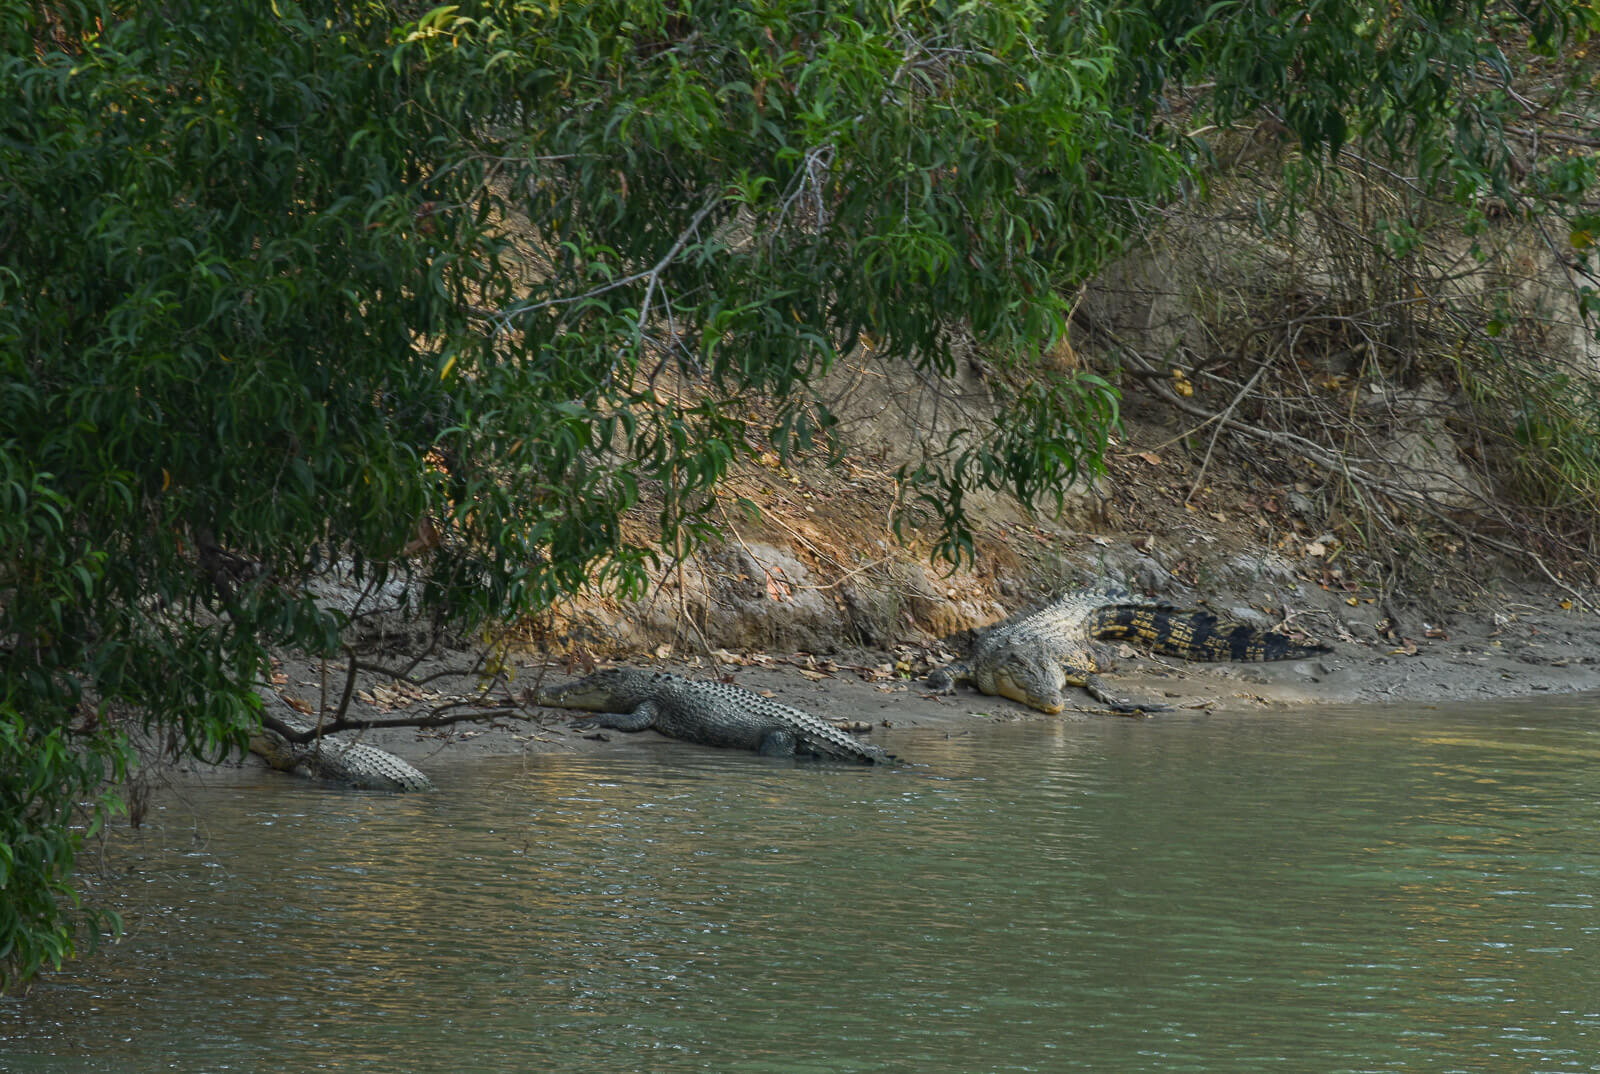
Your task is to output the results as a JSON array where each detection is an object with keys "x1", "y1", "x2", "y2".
[{"x1": 235, "y1": 577, "x2": 1600, "y2": 781}]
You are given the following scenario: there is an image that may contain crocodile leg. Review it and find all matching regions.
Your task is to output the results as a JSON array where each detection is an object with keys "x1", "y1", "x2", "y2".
[
  {"x1": 575, "y1": 700, "x2": 661, "y2": 732},
  {"x1": 758, "y1": 728, "x2": 799, "y2": 756},
  {"x1": 925, "y1": 662, "x2": 968, "y2": 695}
]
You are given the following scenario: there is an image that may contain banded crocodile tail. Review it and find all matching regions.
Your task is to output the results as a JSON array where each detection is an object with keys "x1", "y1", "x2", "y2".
[{"x1": 1089, "y1": 606, "x2": 1330, "y2": 663}]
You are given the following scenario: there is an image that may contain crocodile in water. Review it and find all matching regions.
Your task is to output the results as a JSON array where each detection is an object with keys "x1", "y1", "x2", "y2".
[
  {"x1": 927, "y1": 587, "x2": 1330, "y2": 714},
  {"x1": 537, "y1": 668, "x2": 891, "y2": 763},
  {"x1": 250, "y1": 712, "x2": 434, "y2": 791}
]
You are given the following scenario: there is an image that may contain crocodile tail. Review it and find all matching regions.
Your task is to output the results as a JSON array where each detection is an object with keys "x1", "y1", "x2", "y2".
[
  {"x1": 1086, "y1": 604, "x2": 1197, "y2": 648},
  {"x1": 807, "y1": 732, "x2": 893, "y2": 764},
  {"x1": 796, "y1": 716, "x2": 893, "y2": 764},
  {"x1": 777, "y1": 708, "x2": 891, "y2": 763},
  {"x1": 1090, "y1": 606, "x2": 1329, "y2": 663},
  {"x1": 754, "y1": 694, "x2": 891, "y2": 764}
]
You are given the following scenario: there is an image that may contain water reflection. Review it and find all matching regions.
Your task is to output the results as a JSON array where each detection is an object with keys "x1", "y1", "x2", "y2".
[{"x1": 3, "y1": 699, "x2": 1600, "y2": 1072}]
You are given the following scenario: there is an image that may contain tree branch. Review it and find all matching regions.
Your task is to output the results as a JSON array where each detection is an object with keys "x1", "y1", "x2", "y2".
[{"x1": 260, "y1": 701, "x2": 534, "y2": 745}]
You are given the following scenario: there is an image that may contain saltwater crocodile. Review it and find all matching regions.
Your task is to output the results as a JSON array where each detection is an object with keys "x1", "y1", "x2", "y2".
[
  {"x1": 928, "y1": 587, "x2": 1330, "y2": 714},
  {"x1": 537, "y1": 668, "x2": 892, "y2": 763},
  {"x1": 250, "y1": 712, "x2": 434, "y2": 791}
]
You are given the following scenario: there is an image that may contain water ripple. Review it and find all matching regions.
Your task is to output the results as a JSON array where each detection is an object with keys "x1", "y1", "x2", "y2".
[{"x1": 4, "y1": 697, "x2": 1600, "y2": 1072}]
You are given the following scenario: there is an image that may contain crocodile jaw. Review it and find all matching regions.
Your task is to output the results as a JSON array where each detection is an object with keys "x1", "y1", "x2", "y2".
[
  {"x1": 538, "y1": 668, "x2": 652, "y2": 712},
  {"x1": 537, "y1": 682, "x2": 613, "y2": 712},
  {"x1": 994, "y1": 678, "x2": 1063, "y2": 714}
]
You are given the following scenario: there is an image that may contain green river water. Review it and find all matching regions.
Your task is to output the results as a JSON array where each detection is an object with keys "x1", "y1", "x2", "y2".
[{"x1": 4, "y1": 697, "x2": 1600, "y2": 1072}]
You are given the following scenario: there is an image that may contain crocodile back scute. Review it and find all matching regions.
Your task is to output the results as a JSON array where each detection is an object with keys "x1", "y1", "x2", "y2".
[{"x1": 664, "y1": 675, "x2": 890, "y2": 763}]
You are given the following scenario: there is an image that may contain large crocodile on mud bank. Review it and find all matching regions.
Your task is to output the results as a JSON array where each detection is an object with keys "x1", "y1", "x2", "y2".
[
  {"x1": 538, "y1": 667, "x2": 892, "y2": 764},
  {"x1": 250, "y1": 712, "x2": 435, "y2": 791},
  {"x1": 929, "y1": 587, "x2": 1331, "y2": 715}
]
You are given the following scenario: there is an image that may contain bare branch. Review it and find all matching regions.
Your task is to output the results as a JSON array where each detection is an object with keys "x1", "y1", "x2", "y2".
[{"x1": 260, "y1": 703, "x2": 535, "y2": 745}]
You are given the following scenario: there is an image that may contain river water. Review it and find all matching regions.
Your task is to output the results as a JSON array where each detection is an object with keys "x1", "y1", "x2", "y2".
[{"x1": 4, "y1": 697, "x2": 1600, "y2": 1072}]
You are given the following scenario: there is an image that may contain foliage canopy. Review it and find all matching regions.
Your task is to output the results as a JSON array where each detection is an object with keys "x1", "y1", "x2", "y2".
[{"x1": 2, "y1": 0, "x2": 1594, "y2": 987}]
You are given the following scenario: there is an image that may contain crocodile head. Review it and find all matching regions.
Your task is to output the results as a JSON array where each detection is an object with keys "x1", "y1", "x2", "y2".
[
  {"x1": 248, "y1": 728, "x2": 308, "y2": 775},
  {"x1": 537, "y1": 667, "x2": 663, "y2": 711},
  {"x1": 987, "y1": 651, "x2": 1066, "y2": 715}
]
